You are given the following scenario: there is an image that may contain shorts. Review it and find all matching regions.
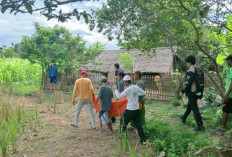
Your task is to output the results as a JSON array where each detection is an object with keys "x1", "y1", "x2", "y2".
[
  {"x1": 223, "y1": 98, "x2": 232, "y2": 113},
  {"x1": 99, "y1": 111, "x2": 110, "y2": 125},
  {"x1": 49, "y1": 77, "x2": 57, "y2": 83}
]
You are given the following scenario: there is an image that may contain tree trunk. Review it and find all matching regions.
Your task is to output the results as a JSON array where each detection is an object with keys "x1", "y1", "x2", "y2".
[{"x1": 41, "y1": 64, "x2": 46, "y2": 89}]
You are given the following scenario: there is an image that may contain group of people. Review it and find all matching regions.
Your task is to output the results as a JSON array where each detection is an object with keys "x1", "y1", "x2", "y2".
[
  {"x1": 70, "y1": 64, "x2": 147, "y2": 144},
  {"x1": 47, "y1": 54, "x2": 232, "y2": 144}
]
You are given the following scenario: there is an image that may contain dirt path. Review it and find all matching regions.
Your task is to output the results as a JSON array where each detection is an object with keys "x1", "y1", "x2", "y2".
[{"x1": 11, "y1": 92, "x2": 153, "y2": 157}]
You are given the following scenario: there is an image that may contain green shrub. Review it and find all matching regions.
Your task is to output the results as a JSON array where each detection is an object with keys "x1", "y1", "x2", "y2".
[
  {"x1": 171, "y1": 98, "x2": 182, "y2": 106},
  {"x1": 146, "y1": 119, "x2": 212, "y2": 156}
]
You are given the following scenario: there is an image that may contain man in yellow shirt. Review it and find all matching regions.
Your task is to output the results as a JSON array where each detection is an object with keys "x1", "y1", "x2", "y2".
[{"x1": 71, "y1": 71, "x2": 96, "y2": 129}]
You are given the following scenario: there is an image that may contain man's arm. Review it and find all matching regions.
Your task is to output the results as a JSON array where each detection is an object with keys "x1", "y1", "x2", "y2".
[
  {"x1": 89, "y1": 80, "x2": 94, "y2": 95},
  {"x1": 137, "y1": 86, "x2": 146, "y2": 96},
  {"x1": 224, "y1": 78, "x2": 232, "y2": 103},
  {"x1": 181, "y1": 71, "x2": 195, "y2": 94},
  {"x1": 72, "y1": 81, "x2": 78, "y2": 105},
  {"x1": 96, "y1": 87, "x2": 102, "y2": 103},
  {"x1": 114, "y1": 88, "x2": 128, "y2": 99},
  {"x1": 55, "y1": 66, "x2": 58, "y2": 76}
]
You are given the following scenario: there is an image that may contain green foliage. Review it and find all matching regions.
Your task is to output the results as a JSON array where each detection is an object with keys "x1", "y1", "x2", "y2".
[
  {"x1": 81, "y1": 41, "x2": 105, "y2": 63},
  {"x1": 0, "y1": 58, "x2": 41, "y2": 88},
  {"x1": 204, "y1": 87, "x2": 222, "y2": 105},
  {"x1": 119, "y1": 53, "x2": 136, "y2": 72},
  {"x1": 171, "y1": 98, "x2": 182, "y2": 106},
  {"x1": 216, "y1": 54, "x2": 227, "y2": 65},
  {"x1": 18, "y1": 23, "x2": 104, "y2": 87},
  {"x1": 145, "y1": 100, "x2": 224, "y2": 156},
  {"x1": 0, "y1": 0, "x2": 91, "y2": 22},
  {"x1": 0, "y1": 47, "x2": 19, "y2": 58},
  {"x1": 92, "y1": 0, "x2": 232, "y2": 96}
]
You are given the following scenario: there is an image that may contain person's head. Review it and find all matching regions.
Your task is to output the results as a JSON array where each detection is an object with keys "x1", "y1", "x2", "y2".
[
  {"x1": 100, "y1": 76, "x2": 107, "y2": 85},
  {"x1": 118, "y1": 71, "x2": 125, "y2": 80},
  {"x1": 50, "y1": 60, "x2": 55, "y2": 66},
  {"x1": 185, "y1": 55, "x2": 196, "y2": 68},
  {"x1": 102, "y1": 72, "x2": 108, "y2": 79},
  {"x1": 114, "y1": 63, "x2": 120, "y2": 70},
  {"x1": 80, "y1": 71, "x2": 89, "y2": 78},
  {"x1": 225, "y1": 55, "x2": 232, "y2": 67},
  {"x1": 134, "y1": 71, "x2": 142, "y2": 81},
  {"x1": 123, "y1": 75, "x2": 132, "y2": 86}
]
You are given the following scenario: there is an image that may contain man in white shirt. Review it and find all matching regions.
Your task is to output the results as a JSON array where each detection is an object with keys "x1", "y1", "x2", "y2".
[{"x1": 114, "y1": 75, "x2": 146, "y2": 144}]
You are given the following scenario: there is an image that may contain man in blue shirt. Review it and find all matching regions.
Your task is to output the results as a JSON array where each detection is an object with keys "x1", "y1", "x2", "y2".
[{"x1": 48, "y1": 60, "x2": 58, "y2": 92}]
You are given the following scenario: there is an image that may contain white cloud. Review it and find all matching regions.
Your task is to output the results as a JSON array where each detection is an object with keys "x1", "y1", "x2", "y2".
[
  {"x1": 0, "y1": 2, "x2": 119, "y2": 50},
  {"x1": 84, "y1": 2, "x2": 101, "y2": 7}
]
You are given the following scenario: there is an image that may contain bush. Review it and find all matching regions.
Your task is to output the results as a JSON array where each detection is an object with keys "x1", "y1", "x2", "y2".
[
  {"x1": 146, "y1": 119, "x2": 212, "y2": 156},
  {"x1": 204, "y1": 87, "x2": 222, "y2": 105},
  {"x1": 171, "y1": 98, "x2": 182, "y2": 106}
]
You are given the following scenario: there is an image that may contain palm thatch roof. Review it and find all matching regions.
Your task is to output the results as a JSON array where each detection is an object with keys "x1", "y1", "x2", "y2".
[{"x1": 78, "y1": 47, "x2": 174, "y2": 74}]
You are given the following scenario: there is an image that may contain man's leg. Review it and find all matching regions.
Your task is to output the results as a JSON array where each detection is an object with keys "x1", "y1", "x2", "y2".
[
  {"x1": 133, "y1": 110, "x2": 146, "y2": 143},
  {"x1": 99, "y1": 118, "x2": 103, "y2": 131},
  {"x1": 140, "y1": 101, "x2": 146, "y2": 126},
  {"x1": 107, "y1": 122, "x2": 113, "y2": 133},
  {"x1": 73, "y1": 100, "x2": 84, "y2": 126},
  {"x1": 120, "y1": 110, "x2": 133, "y2": 133},
  {"x1": 131, "y1": 101, "x2": 146, "y2": 128},
  {"x1": 222, "y1": 112, "x2": 229, "y2": 129},
  {"x1": 53, "y1": 83, "x2": 56, "y2": 92},
  {"x1": 189, "y1": 94, "x2": 204, "y2": 127},
  {"x1": 86, "y1": 100, "x2": 96, "y2": 128},
  {"x1": 181, "y1": 98, "x2": 192, "y2": 122}
]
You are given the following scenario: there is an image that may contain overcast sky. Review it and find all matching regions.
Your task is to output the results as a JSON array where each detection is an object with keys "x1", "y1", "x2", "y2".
[{"x1": 0, "y1": 1, "x2": 119, "y2": 50}]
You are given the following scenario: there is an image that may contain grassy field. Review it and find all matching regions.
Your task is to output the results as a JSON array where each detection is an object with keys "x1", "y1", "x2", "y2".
[
  {"x1": 145, "y1": 99, "x2": 231, "y2": 156},
  {"x1": 1, "y1": 85, "x2": 231, "y2": 156}
]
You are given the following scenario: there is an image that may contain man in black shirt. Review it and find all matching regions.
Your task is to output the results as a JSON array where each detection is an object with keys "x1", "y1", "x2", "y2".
[{"x1": 179, "y1": 55, "x2": 205, "y2": 131}]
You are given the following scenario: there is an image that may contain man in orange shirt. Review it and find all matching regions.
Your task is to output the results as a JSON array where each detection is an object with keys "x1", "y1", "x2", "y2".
[{"x1": 71, "y1": 71, "x2": 96, "y2": 129}]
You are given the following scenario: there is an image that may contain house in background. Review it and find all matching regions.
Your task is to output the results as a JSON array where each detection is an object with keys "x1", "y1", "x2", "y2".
[
  {"x1": 79, "y1": 47, "x2": 178, "y2": 100},
  {"x1": 79, "y1": 47, "x2": 175, "y2": 79}
]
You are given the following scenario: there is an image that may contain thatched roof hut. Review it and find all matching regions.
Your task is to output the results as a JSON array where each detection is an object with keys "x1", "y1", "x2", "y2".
[{"x1": 79, "y1": 47, "x2": 175, "y2": 74}]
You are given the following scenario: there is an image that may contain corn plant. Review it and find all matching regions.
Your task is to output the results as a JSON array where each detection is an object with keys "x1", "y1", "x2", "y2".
[{"x1": 0, "y1": 58, "x2": 41, "y2": 88}]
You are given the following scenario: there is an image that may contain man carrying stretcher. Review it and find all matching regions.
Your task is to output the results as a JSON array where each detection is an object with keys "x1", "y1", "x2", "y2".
[{"x1": 113, "y1": 75, "x2": 146, "y2": 144}]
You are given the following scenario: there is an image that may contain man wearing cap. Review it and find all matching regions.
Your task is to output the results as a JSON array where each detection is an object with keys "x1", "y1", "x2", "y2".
[
  {"x1": 114, "y1": 75, "x2": 146, "y2": 144},
  {"x1": 48, "y1": 60, "x2": 58, "y2": 93},
  {"x1": 71, "y1": 71, "x2": 96, "y2": 129},
  {"x1": 217, "y1": 55, "x2": 232, "y2": 131}
]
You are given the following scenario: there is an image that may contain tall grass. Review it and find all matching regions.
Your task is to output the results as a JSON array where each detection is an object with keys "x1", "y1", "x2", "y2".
[{"x1": 0, "y1": 102, "x2": 39, "y2": 157}]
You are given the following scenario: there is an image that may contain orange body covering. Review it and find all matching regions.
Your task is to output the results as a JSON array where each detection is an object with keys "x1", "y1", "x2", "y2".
[{"x1": 92, "y1": 94, "x2": 142, "y2": 117}]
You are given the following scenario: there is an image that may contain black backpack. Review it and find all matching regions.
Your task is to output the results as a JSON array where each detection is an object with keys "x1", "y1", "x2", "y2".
[{"x1": 194, "y1": 67, "x2": 204, "y2": 99}]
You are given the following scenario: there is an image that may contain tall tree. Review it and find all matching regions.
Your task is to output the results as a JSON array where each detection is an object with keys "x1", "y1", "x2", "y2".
[
  {"x1": 90, "y1": 0, "x2": 232, "y2": 96},
  {"x1": 0, "y1": 0, "x2": 99, "y2": 22},
  {"x1": 19, "y1": 23, "x2": 104, "y2": 88}
]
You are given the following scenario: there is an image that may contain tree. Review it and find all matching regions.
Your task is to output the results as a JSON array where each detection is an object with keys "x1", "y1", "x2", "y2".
[
  {"x1": 0, "y1": 47, "x2": 19, "y2": 58},
  {"x1": 90, "y1": 0, "x2": 232, "y2": 96},
  {"x1": 119, "y1": 53, "x2": 136, "y2": 73},
  {"x1": 19, "y1": 23, "x2": 104, "y2": 88},
  {"x1": 0, "y1": 0, "x2": 97, "y2": 22}
]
